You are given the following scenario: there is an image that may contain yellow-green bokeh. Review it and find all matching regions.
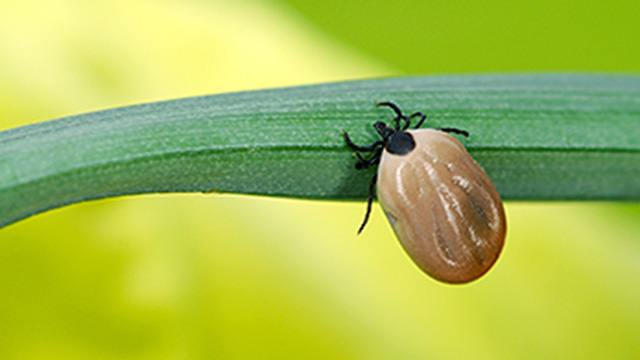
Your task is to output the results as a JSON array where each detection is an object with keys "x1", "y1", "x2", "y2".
[{"x1": 1, "y1": 0, "x2": 639, "y2": 359}]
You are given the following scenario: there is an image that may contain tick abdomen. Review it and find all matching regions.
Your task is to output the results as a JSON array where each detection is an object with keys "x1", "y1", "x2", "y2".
[{"x1": 377, "y1": 129, "x2": 506, "y2": 284}]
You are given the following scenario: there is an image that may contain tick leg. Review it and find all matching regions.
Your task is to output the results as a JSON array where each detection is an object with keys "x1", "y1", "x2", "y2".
[
  {"x1": 375, "y1": 101, "x2": 406, "y2": 131},
  {"x1": 355, "y1": 148, "x2": 383, "y2": 170},
  {"x1": 410, "y1": 112, "x2": 426, "y2": 129},
  {"x1": 399, "y1": 115, "x2": 410, "y2": 130},
  {"x1": 342, "y1": 130, "x2": 383, "y2": 152},
  {"x1": 375, "y1": 101, "x2": 404, "y2": 118},
  {"x1": 358, "y1": 172, "x2": 378, "y2": 234},
  {"x1": 438, "y1": 127, "x2": 469, "y2": 137}
]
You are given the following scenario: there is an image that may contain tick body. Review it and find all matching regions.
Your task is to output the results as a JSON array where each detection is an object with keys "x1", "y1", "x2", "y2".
[{"x1": 343, "y1": 102, "x2": 506, "y2": 284}]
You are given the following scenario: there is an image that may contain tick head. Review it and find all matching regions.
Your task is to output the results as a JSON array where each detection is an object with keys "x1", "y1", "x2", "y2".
[{"x1": 374, "y1": 121, "x2": 396, "y2": 140}]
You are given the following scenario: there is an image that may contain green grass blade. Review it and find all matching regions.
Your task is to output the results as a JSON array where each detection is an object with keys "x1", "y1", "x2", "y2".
[{"x1": 1, "y1": 75, "x2": 639, "y2": 228}]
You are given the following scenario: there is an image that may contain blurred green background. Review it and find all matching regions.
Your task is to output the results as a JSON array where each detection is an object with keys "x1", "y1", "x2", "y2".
[{"x1": 1, "y1": 0, "x2": 639, "y2": 359}]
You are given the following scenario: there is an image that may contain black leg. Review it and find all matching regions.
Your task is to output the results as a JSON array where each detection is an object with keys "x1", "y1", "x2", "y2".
[
  {"x1": 399, "y1": 115, "x2": 411, "y2": 130},
  {"x1": 342, "y1": 130, "x2": 383, "y2": 152},
  {"x1": 355, "y1": 152, "x2": 367, "y2": 163},
  {"x1": 375, "y1": 101, "x2": 406, "y2": 131},
  {"x1": 355, "y1": 148, "x2": 383, "y2": 170},
  {"x1": 358, "y1": 172, "x2": 378, "y2": 234},
  {"x1": 392, "y1": 116, "x2": 403, "y2": 131},
  {"x1": 375, "y1": 101, "x2": 404, "y2": 118},
  {"x1": 410, "y1": 112, "x2": 426, "y2": 129},
  {"x1": 438, "y1": 127, "x2": 469, "y2": 137}
]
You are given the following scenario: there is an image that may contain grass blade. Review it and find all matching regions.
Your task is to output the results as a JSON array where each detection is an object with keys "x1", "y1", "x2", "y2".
[{"x1": 1, "y1": 74, "x2": 639, "y2": 228}]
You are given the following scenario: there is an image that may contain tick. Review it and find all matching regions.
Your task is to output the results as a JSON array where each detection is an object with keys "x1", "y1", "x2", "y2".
[{"x1": 342, "y1": 102, "x2": 506, "y2": 284}]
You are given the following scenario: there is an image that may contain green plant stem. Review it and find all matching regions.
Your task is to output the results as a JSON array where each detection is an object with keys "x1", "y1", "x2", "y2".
[{"x1": 1, "y1": 75, "x2": 639, "y2": 228}]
